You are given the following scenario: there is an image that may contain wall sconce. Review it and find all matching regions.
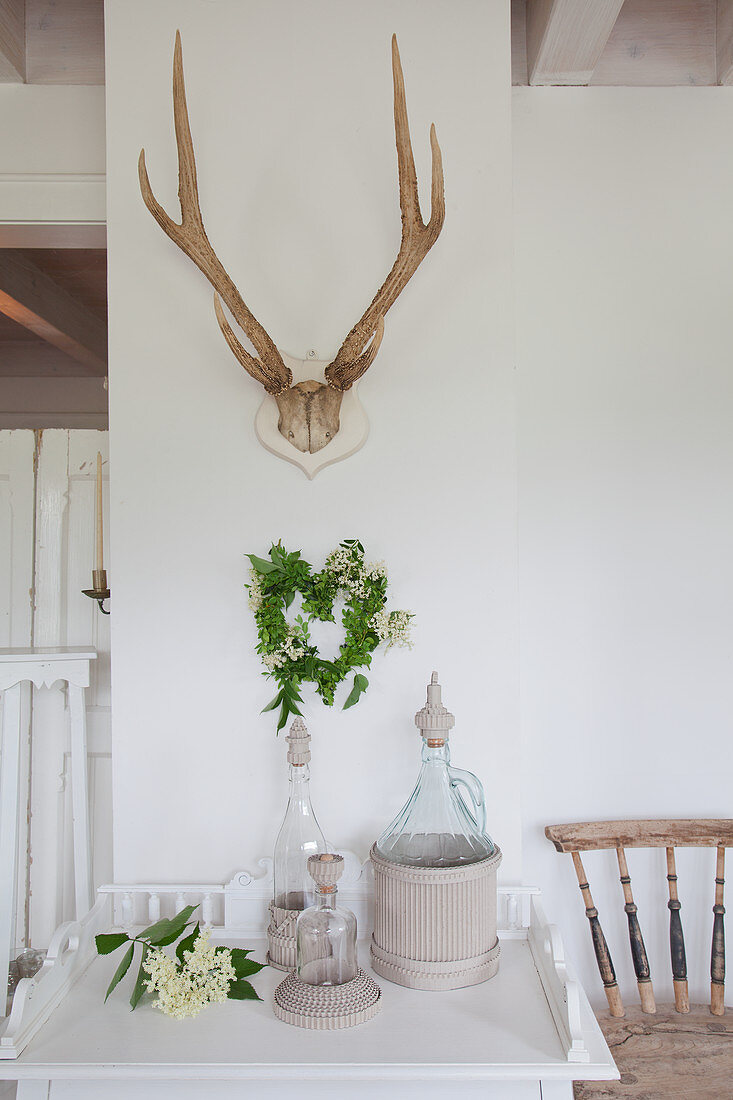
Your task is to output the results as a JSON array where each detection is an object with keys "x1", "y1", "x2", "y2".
[{"x1": 82, "y1": 452, "x2": 111, "y2": 614}]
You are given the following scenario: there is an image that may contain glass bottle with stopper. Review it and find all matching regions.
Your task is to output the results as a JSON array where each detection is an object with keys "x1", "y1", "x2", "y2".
[
  {"x1": 375, "y1": 670, "x2": 496, "y2": 867},
  {"x1": 273, "y1": 717, "x2": 327, "y2": 909},
  {"x1": 296, "y1": 854, "x2": 358, "y2": 987},
  {"x1": 268, "y1": 718, "x2": 327, "y2": 970}
]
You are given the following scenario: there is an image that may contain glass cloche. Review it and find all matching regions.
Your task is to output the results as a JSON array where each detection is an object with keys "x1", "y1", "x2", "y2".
[{"x1": 296, "y1": 854, "x2": 358, "y2": 987}]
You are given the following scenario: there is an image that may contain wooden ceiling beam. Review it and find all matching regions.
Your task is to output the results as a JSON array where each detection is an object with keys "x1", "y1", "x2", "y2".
[
  {"x1": 0, "y1": 251, "x2": 107, "y2": 375},
  {"x1": 0, "y1": 0, "x2": 25, "y2": 82},
  {"x1": 717, "y1": 0, "x2": 733, "y2": 83},
  {"x1": 526, "y1": 0, "x2": 626, "y2": 85}
]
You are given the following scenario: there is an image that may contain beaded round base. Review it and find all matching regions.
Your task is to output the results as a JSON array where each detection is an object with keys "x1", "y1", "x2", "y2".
[{"x1": 273, "y1": 967, "x2": 381, "y2": 1029}]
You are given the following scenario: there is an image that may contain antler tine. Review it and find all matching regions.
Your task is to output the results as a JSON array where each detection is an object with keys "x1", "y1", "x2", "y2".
[
  {"x1": 138, "y1": 32, "x2": 292, "y2": 397},
  {"x1": 325, "y1": 35, "x2": 445, "y2": 392}
]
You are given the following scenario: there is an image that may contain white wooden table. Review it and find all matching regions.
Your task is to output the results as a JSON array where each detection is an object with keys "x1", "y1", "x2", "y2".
[
  {"x1": 0, "y1": 648, "x2": 96, "y2": 1011},
  {"x1": 0, "y1": 881, "x2": 618, "y2": 1100}
]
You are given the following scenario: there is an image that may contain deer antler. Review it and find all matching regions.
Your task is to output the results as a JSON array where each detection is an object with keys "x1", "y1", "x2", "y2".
[
  {"x1": 324, "y1": 35, "x2": 445, "y2": 393},
  {"x1": 138, "y1": 31, "x2": 292, "y2": 397}
]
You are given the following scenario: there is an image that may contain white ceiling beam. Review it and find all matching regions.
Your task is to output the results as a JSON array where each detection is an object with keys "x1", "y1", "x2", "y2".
[
  {"x1": 0, "y1": 251, "x2": 107, "y2": 375},
  {"x1": 0, "y1": 0, "x2": 25, "y2": 83},
  {"x1": 717, "y1": 0, "x2": 733, "y2": 83},
  {"x1": 527, "y1": 0, "x2": 626, "y2": 85}
]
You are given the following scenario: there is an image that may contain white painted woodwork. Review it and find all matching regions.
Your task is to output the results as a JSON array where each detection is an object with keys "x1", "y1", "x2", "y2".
[
  {"x1": 33, "y1": 430, "x2": 69, "y2": 649},
  {"x1": 25, "y1": 0, "x2": 104, "y2": 86},
  {"x1": 0, "y1": 86, "x2": 105, "y2": 226},
  {"x1": 592, "y1": 0, "x2": 716, "y2": 86},
  {"x1": 0, "y1": 431, "x2": 34, "y2": 648},
  {"x1": 0, "y1": 647, "x2": 96, "y2": 1015},
  {"x1": 526, "y1": 0, "x2": 626, "y2": 85},
  {"x1": 0, "y1": 430, "x2": 34, "y2": 991},
  {"x1": 0, "y1": 431, "x2": 111, "y2": 978},
  {"x1": 0, "y1": 887, "x2": 616, "y2": 1099},
  {"x1": 717, "y1": 0, "x2": 733, "y2": 82},
  {"x1": 0, "y1": 681, "x2": 22, "y2": 1017},
  {"x1": 0, "y1": 0, "x2": 24, "y2": 84},
  {"x1": 0, "y1": 253, "x2": 107, "y2": 374}
]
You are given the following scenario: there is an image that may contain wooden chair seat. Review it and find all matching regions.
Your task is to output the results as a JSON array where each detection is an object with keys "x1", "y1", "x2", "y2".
[{"x1": 574, "y1": 1004, "x2": 733, "y2": 1099}]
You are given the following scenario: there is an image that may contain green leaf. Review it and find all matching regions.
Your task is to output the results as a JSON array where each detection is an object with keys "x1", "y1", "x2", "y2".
[
  {"x1": 228, "y1": 947, "x2": 253, "y2": 968},
  {"x1": 175, "y1": 922, "x2": 200, "y2": 965},
  {"x1": 139, "y1": 904, "x2": 198, "y2": 946},
  {"x1": 247, "y1": 554, "x2": 278, "y2": 574},
  {"x1": 343, "y1": 672, "x2": 369, "y2": 710},
  {"x1": 227, "y1": 979, "x2": 262, "y2": 1001},
  {"x1": 104, "y1": 942, "x2": 134, "y2": 1002},
  {"x1": 261, "y1": 691, "x2": 283, "y2": 713},
  {"x1": 230, "y1": 951, "x2": 266, "y2": 979},
  {"x1": 95, "y1": 932, "x2": 130, "y2": 955},
  {"x1": 129, "y1": 944, "x2": 149, "y2": 1010}
]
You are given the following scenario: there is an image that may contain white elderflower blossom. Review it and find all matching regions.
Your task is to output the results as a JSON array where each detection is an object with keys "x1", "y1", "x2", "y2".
[
  {"x1": 143, "y1": 930, "x2": 236, "y2": 1020},
  {"x1": 365, "y1": 560, "x2": 387, "y2": 581},
  {"x1": 261, "y1": 625, "x2": 306, "y2": 672},
  {"x1": 247, "y1": 569, "x2": 264, "y2": 612},
  {"x1": 372, "y1": 608, "x2": 414, "y2": 650},
  {"x1": 324, "y1": 544, "x2": 371, "y2": 600}
]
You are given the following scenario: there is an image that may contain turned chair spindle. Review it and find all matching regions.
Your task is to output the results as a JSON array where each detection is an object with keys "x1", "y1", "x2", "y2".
[
  {"x1": 616, "y1": 845, "x2": 655, "y2": 1013},
  {"x1": 666, "y1": 846, "x2": 689, "y2": 1013},
  {"x1": 711, "y1": 845, "x2": 726, "y2": 1017},
  {"x1": 546, "y1": 819, "x2": 730, "y2": 1017},
  {"x1": 570, "y1": 851, "x2": 624, "y2": 1017}
]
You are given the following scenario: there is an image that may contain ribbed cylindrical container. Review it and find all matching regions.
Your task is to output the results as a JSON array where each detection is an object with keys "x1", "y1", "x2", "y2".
[
  {"x1": 267, "y1": 902, "x2": 298, "y2": 971},
  {"x1": 370, "y1": 844, "x2": 502, "y2": 989}
]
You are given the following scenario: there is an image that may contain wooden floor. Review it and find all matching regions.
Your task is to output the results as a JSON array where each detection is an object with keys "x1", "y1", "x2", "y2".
[{"x1": 574, "y1": 1005, "x2": 733, "y2": 1099}]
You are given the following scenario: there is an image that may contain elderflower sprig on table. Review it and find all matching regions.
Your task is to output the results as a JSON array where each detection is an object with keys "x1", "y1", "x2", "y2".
[
  {"x1": 95, "y1": 905, "x2": 265, "y2": 1018},
  {"x1": 246, "y1": 539, "x2": 414, "y2": 732}
]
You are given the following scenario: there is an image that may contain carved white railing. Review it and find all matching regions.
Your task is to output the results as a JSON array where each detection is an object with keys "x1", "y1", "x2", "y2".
[
  {"x1": 0, "y1": 895, "x2": 111, "y2": 1060},
  {"x1": 1, "y1": 858, "x2": 587, "y2": 1065},
  {"x1": 528, "y1": 896, "x2": 588, "y2": 1064},
  {"x1": 97, "y1": 858, "x2": 540, "y2": 941}
]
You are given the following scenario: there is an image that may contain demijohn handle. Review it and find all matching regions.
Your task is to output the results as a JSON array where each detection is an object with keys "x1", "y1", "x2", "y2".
[{"x1": 448, "y1": 766, "x2": 486, "y2": 834}]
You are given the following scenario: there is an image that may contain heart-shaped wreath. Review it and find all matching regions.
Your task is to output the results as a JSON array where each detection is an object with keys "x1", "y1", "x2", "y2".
[{"x1": 247, "y1": 539, "x2": 413, "y2": 732}]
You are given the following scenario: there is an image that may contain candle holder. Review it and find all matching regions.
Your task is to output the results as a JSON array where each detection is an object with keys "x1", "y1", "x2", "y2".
[{"x1": 82, "y1": 569, "x2": 111, "y2": 615}]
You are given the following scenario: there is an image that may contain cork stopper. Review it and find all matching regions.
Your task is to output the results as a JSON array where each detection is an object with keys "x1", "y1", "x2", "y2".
[
  {"x1": 308, "y1": 853, "x2": 344, "y2": 891},
  {"x1": 286, "y1": 717, "x2": 311, "y2": 765},
  {"x1": 415, "y1": 671, "x2": 455, "y2": 745}
]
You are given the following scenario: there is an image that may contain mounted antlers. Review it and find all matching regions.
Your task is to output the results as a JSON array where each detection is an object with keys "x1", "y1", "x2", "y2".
[{"x1": 139, "y1": 31, "x2": 445, "y2": 455}]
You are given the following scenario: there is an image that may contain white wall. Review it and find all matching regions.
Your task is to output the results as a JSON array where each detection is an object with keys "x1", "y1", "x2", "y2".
[
  {"x1": 104, "y1": 1, "x2": 733, "y2": 1011},
  {"x1": 514, "y1": 87, "x2": 733, "y2": 1005},
  {"x1": 105, "y1": 2, "x2": 520, "y2": 884}
]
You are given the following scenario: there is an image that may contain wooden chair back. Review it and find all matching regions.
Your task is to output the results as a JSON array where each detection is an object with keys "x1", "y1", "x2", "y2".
[{"x1": 545, "y1": 819, "x2": 732, "y2": 1018}]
